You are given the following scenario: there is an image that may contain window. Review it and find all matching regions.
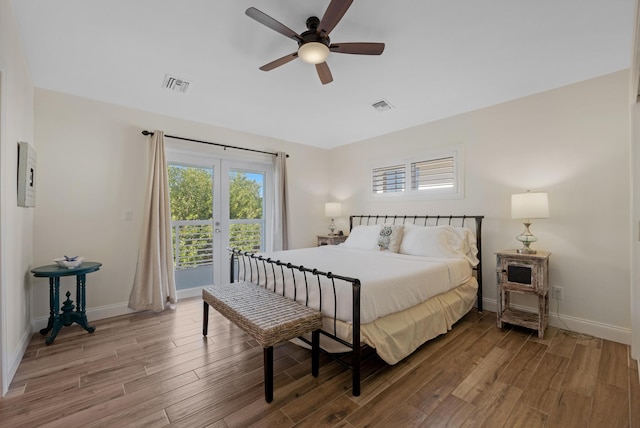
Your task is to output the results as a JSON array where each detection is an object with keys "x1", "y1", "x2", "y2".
[
  {"x1": 411, "y1": 156, "x2": 455, "y2": 191},
  {"x1": 372, "y1": 164, "x2": 406, "y2": 194},
  {"x1": 370, "y1": 146, "x2": 463, "y2": 199}
]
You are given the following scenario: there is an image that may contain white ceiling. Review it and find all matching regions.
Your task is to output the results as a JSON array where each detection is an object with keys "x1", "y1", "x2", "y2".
[{"x1": 11, "y1": 0, "x2": 634, "y2": 149}]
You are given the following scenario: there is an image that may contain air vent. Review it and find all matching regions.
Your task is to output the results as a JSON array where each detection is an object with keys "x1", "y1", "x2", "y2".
[
  {"x1": 371, "y1": 99, "x2": 393, "y2": 112},
  {"x1": 162, "y1": 74, "x2": 190, "y2": 93}
]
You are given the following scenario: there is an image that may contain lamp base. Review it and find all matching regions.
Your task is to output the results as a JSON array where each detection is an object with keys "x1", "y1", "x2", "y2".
[
  {"x1": 516, "y1": 222, "x2": 538, "y2": 254},
  {"x1": 516, "y1": 246, "x2": 537, "y2": 254},
  {"x1": 328, "y1": 218, "x2": 336, "y2": 236}
]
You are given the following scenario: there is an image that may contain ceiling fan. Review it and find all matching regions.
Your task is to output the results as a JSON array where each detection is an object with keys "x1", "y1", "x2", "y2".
[{"x1": 245, "y1": 0, "x2": 385, "y2": 85}]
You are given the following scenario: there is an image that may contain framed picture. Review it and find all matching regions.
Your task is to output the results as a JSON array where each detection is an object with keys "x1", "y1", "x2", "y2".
[{"x1": 17, "y1": 141, "x2": 37, "y2": 207}]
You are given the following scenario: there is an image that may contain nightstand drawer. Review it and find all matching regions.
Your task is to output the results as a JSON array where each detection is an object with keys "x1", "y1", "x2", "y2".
[{"x1": 498, "y1": 257, "x2": 547, "y2": 293}]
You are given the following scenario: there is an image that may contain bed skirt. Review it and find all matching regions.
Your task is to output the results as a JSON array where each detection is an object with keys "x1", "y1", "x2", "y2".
[{"x1": 296, "y1": 277, "x2": 478, "y2": 365}]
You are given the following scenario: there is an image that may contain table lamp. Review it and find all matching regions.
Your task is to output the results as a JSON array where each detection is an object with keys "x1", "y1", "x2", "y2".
[
  {"x1": 511, "y1": 191, "x2": 549, "y2": 254},
  {"x1": 325, "y1": 202, "x2": 342, "y2": 236}
]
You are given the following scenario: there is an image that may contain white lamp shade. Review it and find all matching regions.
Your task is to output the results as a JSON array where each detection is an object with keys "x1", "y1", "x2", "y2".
[
  {"x1": 325, "y1": 202, "x2": 342, "y2": 218},
  {"x1": 298, "y1": 42, "x2": 330, "y2": 64},
  {"x1": 511, "y1": 192, "x2": 549, "y2": 219}
]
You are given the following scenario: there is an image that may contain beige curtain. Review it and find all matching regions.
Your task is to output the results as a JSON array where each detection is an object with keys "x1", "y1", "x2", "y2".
[
  {"x1": 128, "y1": 130, "x2": 177, "y2": 312},
  {"x1": 272, "y1": 152, "x2": 289, "y2": 250}
]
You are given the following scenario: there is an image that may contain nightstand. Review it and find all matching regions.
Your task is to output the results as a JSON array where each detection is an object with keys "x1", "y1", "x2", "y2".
[
  {"x1": 317, "y1": 235, "x2": 348, "y2": 246},
  {"x1": 496, "y1": 250, "x2": 550, "y2": 339}
]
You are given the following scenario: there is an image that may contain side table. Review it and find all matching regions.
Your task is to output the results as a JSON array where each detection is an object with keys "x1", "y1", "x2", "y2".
[
  {"x1": 496, "y1": 250, "x2": 550, "y2": 339},
  {"x1": 31, "y1": 261, "x2": 102, "y2": 345},
  {"x1": 317, "y1": 235, "x2": 348, "y2": 246}
]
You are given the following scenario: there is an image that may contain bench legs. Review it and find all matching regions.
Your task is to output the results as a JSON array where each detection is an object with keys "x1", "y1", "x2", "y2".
[
  {"x1": 312, "y1": 330, "x2": 319, "y2": 377},
  {"x1": 203, "y1": 300, "x2": 321, "y2": 403},
  {"x1": 264, "y1": 347, "x2": 274, "y2": 402},
  {"x1": 262, "y1": 330, "x2": 320, "y2": 403},
  {"x1": 203, "y1": 301, "x2": 209, "y2": 336}
]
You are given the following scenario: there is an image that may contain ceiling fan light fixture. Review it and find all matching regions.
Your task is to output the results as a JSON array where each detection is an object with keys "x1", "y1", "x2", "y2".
[
  {"x1": 298, "y1": 42, "x2": 330, "y2": 64},
  {"x1": 246, "y1": 2, "x2": 385, "y2": 84}
]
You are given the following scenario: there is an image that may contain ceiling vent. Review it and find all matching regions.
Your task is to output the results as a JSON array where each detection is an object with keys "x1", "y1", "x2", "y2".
[
  {"x1": 162, "y1": 74, "x2": 190, "y2": 93},
  {"x1": 371, "y1": 99, "x2": 393, "y2": 112}
]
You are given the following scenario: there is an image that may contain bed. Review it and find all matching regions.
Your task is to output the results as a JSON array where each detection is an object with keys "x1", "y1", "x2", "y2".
[{"x1": 229, "y1": 214, "x2": 484, "y2": 396}]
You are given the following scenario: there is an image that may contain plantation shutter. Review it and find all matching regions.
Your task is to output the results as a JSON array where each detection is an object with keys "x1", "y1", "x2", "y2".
[
  {"x1": 411, "y1": 156, "x2": 455, "y2": 190},
  {"x1": 372, "y1": 164, "x2": 406, "y2": 193}
]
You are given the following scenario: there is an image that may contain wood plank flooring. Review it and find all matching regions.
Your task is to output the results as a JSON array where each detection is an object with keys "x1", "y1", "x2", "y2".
[{"x1": 1, "y1": 296, "x2": 638, "y2": 427}]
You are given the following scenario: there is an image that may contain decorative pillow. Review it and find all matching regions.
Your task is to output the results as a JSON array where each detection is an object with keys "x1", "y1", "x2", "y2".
[
  {"x1": 341, "y1": 224, "x2": 382, "y2": 250},
  {"x1": 399, "y1": 224, "x2": 479, "y2": 266},
  {"x1": 377, "y1": 224, "x2": 404, "y2": 252}
]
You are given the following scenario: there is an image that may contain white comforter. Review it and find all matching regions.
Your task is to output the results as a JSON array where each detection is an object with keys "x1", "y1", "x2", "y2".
[{"x1": 242, "y1": 246, "x2": 473, "y2": 325}]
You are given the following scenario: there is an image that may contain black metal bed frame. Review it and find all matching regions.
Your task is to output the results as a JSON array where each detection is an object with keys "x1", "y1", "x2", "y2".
[
  {"x1": 349, "y1": 214, "x2": 484, "y2": 312},
  {"x1": 229, "y1": 214, "x2": 484, "y2": 397}
]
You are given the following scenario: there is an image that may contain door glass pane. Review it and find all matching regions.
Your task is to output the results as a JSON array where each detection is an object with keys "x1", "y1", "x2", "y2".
[
  {"x1": 168, "y1": 164, "x2": 213, "y2": 289},
  {"x1": 228, "y1": 170, "x2": 265, "y2": 252}
]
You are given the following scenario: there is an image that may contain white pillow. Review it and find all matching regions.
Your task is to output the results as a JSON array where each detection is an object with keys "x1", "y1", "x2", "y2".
[
  {"x1": 453, "y1": 227, "x2": 479, "y2": 266},
  {"x1": 377, "y1": 224, "x2": 404, "y2": 252},
  {"x1": 399, "y1": 225, "x2": 451, "y2": 257},
  {"x1": 341, "y1": 224, "x2": 382, "y2": 250},
  {"x1": 399, "y1": 224, "x2": 479, "y2": 266}
]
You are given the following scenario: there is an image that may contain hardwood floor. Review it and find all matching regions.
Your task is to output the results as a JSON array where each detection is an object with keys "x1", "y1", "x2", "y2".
[{"x1": 1, "y1": 296, "x2": 638, "y2": 427}]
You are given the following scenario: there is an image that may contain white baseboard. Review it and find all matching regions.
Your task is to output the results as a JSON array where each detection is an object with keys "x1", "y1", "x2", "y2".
[
  {"x1": 31, "y1": 286, "x2": 208, "y2": 332},
  {"x1": 5, "y1": 324, "x2": 32, "y2": 394},
  {"x1": 482, "y1": 297, "x2": 631, "y2": 345}
]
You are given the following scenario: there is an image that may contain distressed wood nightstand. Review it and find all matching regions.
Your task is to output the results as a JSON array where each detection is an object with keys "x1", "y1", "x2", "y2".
[
  {"x1": 496, "y1": 250, "x2": 550, "y2": 339},
  {"x1": 317, "y1": 235, "x2": 348, "y2": 246}
]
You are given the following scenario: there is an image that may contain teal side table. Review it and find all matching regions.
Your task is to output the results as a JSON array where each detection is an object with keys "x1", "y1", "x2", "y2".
[{"x1": 31, "y1": 261, "x2": 102, "y2": 345}]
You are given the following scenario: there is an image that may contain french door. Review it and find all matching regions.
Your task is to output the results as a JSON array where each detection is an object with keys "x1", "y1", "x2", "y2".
[{"x1": 167, "y1": 151, "x2": 272, "y2": 289}]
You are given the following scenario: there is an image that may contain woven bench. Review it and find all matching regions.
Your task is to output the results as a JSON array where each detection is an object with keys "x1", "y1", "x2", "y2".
[{"x1": 202, "y1": 280, "x2": 323, "y2": 402}]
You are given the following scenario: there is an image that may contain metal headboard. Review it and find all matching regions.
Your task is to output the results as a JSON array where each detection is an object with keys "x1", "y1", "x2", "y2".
[{"x1": 349, "y1": 214, "x2": 484, "y2": 312}]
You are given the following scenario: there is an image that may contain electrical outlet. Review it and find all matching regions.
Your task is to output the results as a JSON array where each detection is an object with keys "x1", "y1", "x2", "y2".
[{"x1": 552, "y1": 286, "x2": 564, "y2": 300}]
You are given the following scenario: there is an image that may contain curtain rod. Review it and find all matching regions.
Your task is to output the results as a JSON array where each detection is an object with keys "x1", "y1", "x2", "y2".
[{"x1": 141, "y1": 130, "x2": 288, "y2": 158}]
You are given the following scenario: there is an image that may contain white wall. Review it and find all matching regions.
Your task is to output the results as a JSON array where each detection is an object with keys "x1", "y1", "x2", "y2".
[
  {"x1": 0, "y1": 0, "x2": 35, "y2": 394},
  {"x1": 32, "y1": 89, "x2": 330, "y2": 322},
  {"x1": 330, "y1": 70, "x2": 631, "y2": 343}
]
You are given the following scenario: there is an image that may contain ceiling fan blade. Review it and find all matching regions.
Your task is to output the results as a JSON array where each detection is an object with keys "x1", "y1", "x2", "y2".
[
  {"x1": 318, "y1": 0, "x2": 353, "y2": 36},
  {"x1": 330, "y1": 42, "x2": 385, "y2": 55},
  {"x1": 259, "y1": 52, "x2": 298, "y2": 71},
  {"x1": 245, "y1": 7, "x2": 302, "y2": 42},
  {"x1": 316, "y1": 62, "x2": 333, "y2": 85}
]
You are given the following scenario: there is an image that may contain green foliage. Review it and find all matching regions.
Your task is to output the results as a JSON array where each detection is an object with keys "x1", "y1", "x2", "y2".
[
  {"x1": 228, "y1": 171, "x2": 263, "y2": 251},
  {"x1": 168, "y1": 166, "x2": 212, "y2": 221},
  {"x1": 168, "y1": 165, "x2": 265, "y2": 265},
  {"x1": 229, "y1": 171, "x2": 262, "y2": 220},
  {"x1": 168, "y1": 166, "x2": 263, "y2": 221}
]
